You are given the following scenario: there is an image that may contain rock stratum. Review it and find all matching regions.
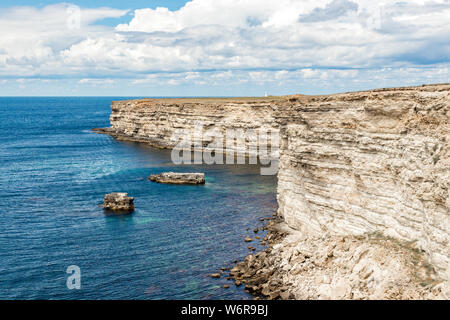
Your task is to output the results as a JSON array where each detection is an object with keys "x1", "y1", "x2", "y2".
[
  {"x1": 95, "y1": 84, "x2": 449, "y2": 299},
  {"x1": 276, "y1": 85, "x2": 449, "y2": 290}
]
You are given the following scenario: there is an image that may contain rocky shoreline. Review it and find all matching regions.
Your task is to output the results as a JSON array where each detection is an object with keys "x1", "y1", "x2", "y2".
[
  {"x1": 219, "y1": 215, "x2": 448, "y2": 300},
  {"x1": 229, "y1": 214, "x2": 291, "y2": 300}
]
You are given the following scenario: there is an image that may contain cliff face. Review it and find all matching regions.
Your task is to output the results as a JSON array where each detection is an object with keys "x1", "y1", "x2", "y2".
[
  {"x1": 96, "y1": 84, "x2": 449, "y2": 285},
  {"x1": 276, "y1": 84, "x2": 450, "y2": 281},
  {"x1": 103, "y1": 98, "x2": 281, "y2": 159}
]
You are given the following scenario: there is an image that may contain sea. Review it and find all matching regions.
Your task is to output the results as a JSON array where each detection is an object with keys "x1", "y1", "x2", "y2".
[{"x1": 0, "y1": 97, "x2": 278, "y2": 300}]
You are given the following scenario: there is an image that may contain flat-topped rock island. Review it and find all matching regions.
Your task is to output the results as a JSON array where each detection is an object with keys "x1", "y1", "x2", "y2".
[{"x1": 149, "y1": 172, "x2": 206, "y2": 185}]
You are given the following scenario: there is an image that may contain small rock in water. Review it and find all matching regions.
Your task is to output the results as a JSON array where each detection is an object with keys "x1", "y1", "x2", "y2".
[
  {"x1": 210, "y1": 273, "x2": 221, "y2": 278},
  {"x1": 102, "y1": 193, "x2": 134, "y2": 213},
  {"x1": 245, "y1": 237, "x2": 253, "y2": 242},
  {"x1": 223, "y1": 284, "x2": 230, "y2": 289},
  {"x1": 149, "y1": 172, "x2": 205, "y2": 185}
]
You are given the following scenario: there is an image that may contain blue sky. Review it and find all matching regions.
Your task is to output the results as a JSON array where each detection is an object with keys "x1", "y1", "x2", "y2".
[
  {"x1": 0, "y1": 1, "x2": 189, "y2": 26},
  {"x1": 0, "y1": 0, "x2": 449, "y2": 96},
  {"x1": 0, "y1": 1, "x2": 188, "y2": 10}
]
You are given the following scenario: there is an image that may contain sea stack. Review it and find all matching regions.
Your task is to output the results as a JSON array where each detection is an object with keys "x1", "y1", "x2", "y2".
[
  {"x1": 102, "y1": 193, "x2": 135, "y2": 212},
  {"x1": 149, "y1": 172, "x2": 205, "y2": 185}
]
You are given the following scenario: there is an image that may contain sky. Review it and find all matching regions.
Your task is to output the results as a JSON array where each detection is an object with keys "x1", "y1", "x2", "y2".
[{"x1": 0, "y1": 0, "x2": 449, "y2": 96}]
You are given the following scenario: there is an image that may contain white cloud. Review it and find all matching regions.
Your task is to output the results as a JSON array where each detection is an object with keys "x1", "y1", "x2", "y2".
[
  {"x1": 78, "y1": 78, "x2": 116, "y2": 86},
  {"x1": 0, "y1": 4, "x2": 127, "y2": 77},
  {"x1": 63, "y1": 0, "x2": 450, "y2": 73},
  {"x1": 0, "y1": 0, "x2": 449, "y2": 92},
  {"x1": 115, "y1": 0, "x2": 318, "y2": 32}
]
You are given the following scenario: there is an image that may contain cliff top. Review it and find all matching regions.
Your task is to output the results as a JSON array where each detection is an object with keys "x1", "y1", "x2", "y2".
[
  {"x1": 113, "y1": 83, "x2": 450, "y2": 105},
  {"x1": 114, "y1": 96, "x2": 288, "y2": 104}
]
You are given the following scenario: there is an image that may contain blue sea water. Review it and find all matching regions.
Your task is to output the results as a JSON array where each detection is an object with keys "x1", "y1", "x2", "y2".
[{"x1": 0, "y1": 97, "x2": 277, "y2": 300}]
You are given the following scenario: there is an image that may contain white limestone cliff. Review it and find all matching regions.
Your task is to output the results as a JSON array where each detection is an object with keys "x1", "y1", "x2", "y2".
[{"x1": 95, "y1": 84, "x2": 449, "y2": 298}]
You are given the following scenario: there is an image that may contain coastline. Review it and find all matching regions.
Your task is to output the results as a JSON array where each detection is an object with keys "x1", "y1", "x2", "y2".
[{"x1": 93, "y1": 84, "x2": 449, "y2": 300}]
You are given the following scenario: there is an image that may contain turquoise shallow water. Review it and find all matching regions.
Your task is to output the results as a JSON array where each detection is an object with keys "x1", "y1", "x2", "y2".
[{"x1": 0, "y1": 97, "x2": 277, "y2": 299}]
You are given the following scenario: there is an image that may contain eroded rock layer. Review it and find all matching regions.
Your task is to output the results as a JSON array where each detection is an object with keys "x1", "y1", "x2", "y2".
[{"x1": 276, "y1": 84, "x2": 449, "y2": 283}]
